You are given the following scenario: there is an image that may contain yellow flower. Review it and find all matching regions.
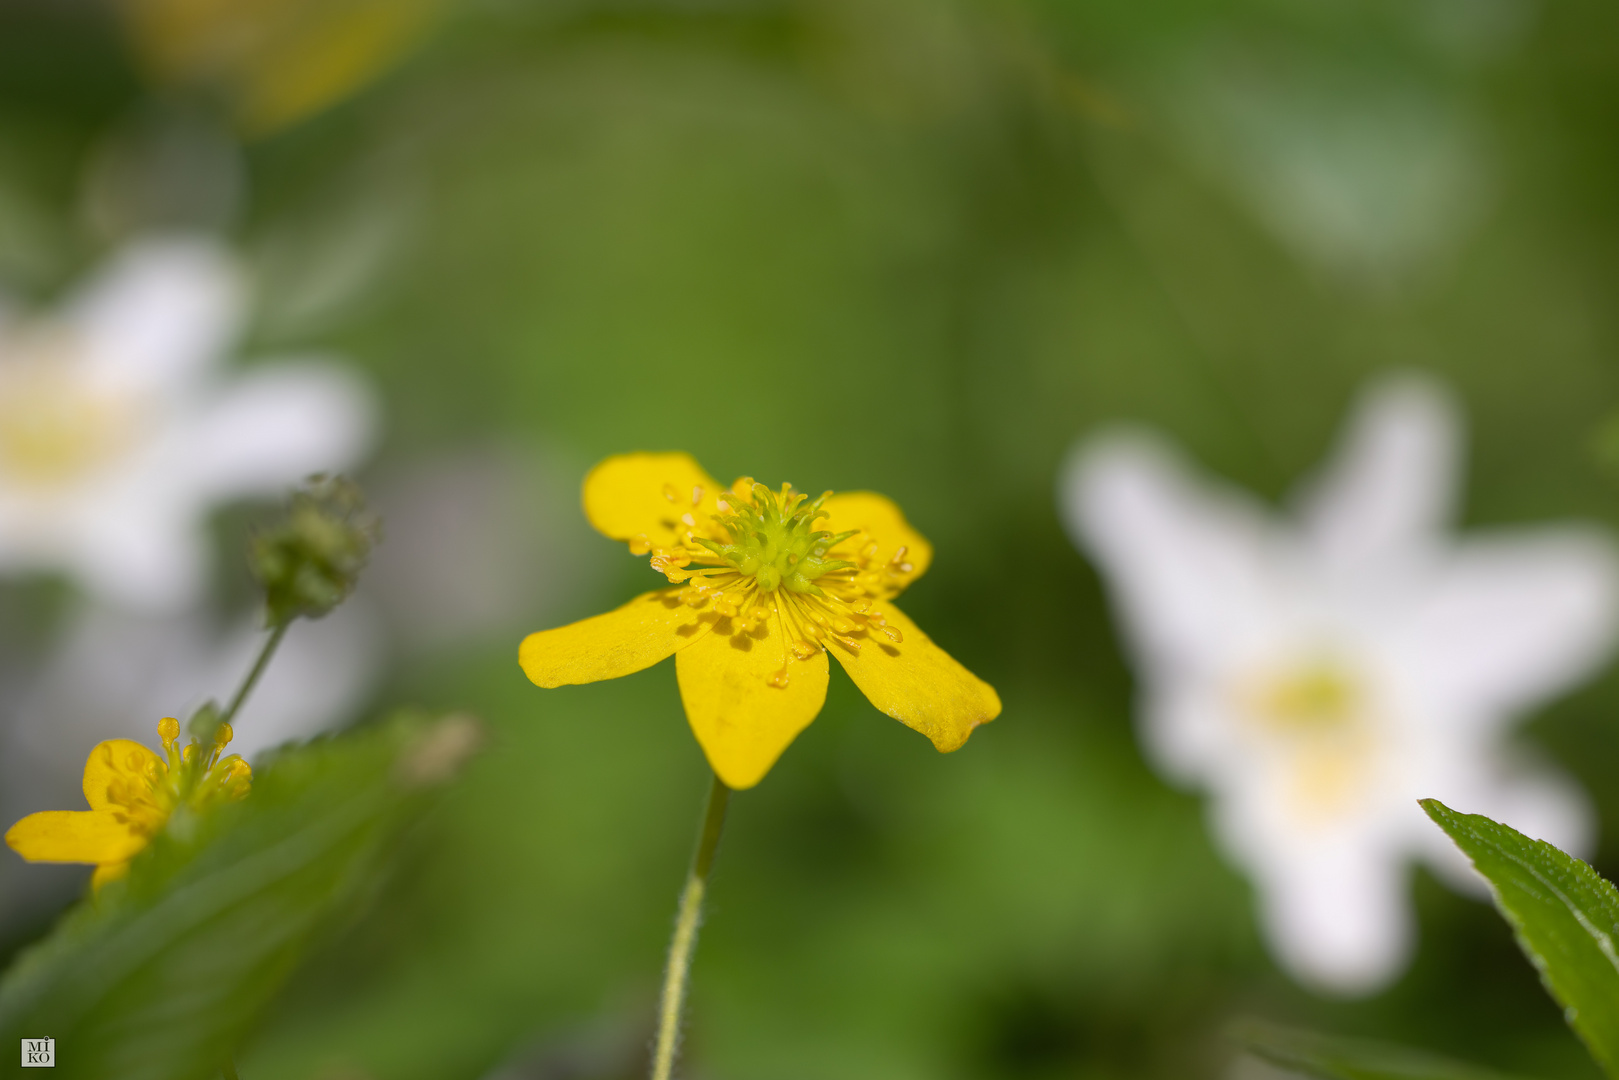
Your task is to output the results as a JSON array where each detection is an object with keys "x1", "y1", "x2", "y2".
[
  {"x1": 120, "y1": 0, "x2": 444, "y2": 136},
  {"x1": 5, "y1": 717, "x2": 251, "y2": 889},
  {"x1": 519, "y1": 453, "x2": 1002, "y2": 789}
]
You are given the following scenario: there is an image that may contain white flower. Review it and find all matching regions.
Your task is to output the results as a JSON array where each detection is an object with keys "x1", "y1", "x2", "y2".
[
  {"x1": 0, "y1": 235, "x2": 375, "y2": 609},
  {"x1": 1060, "y1": 375, "x2": 1619, "y2": 994}
]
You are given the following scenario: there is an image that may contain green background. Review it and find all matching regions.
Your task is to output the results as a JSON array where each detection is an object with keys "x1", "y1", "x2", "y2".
[{"x1": 4, "y1": 0, "x2": 1619, "y2": 1076}]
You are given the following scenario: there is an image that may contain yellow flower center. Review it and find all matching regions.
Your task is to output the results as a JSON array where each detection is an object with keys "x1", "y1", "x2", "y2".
[
  {"x1": 112, "y1": 716, "x2": 254, "y2": 845},
  {"x1": 1257, "y1": 663, "x2": 1359, "y2": 732},
  {"x1": 635, "y1": 479, "x2": 914, "y2": 687},
  {"x1": 0, "y1": 332, "x2": 141, "y2": 489},
  {"x1": 163, "y1": 715, "x2": 254, "y2": 812},
  {"x1": 1242, "y1": 658, "x2": 1377, "y2": 825}
]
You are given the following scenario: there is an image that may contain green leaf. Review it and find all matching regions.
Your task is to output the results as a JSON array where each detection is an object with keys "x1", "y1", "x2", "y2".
[
  {"x1": 1422, "y1": 799, "x2": 1619, "y2": 1078},
  {"x1": 1233, "y1": 1020, "x2": 1536, "y2": 1080},
  {"x1": 0, "y1": 712, "x2": 482, "y2": 1080}
]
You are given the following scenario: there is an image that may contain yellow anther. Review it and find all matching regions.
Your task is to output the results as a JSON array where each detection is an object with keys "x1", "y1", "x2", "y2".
[
  {"x1": 834, "y1": 635, "x2": 861, "y2": 653},
  {"x1": 791, "y1": 639, "x2": 819, "y2": 660},
  {"x1": 768, "y1": 666, "x2": 790, "y2": 689},
  {"x1": 681, "y1": 512, "x2": 697, "y2": 527},
  {"x1": 650, "y1": 549, "x2": 691, "y2": 572},
  {"x1": 879, "y1": 624, "x2": 903, "y2": 644},
  {"x1": 662, "y1": 483, "x2": 679, "y2": 502},
  {"x1": 157, "y1": 717, "x2": 180, "y2": 741},
  {"x1": 628, "y1": 535, "x2": 653, "y2": 556},
  {"x1": 214, "y1": 722, "x2": 235, "y2": 748},
  {"x1": 691, "y1": 485, "x2": 704, "y2": 506}
]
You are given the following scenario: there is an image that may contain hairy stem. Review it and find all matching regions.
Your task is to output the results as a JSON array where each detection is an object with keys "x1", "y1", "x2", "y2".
[
  {"x1": 220, "y1": 620, "x2": 290, "y2": 729},
  {"x1": 650, "y1": 772, "x2": 731, "y2": 1080}
]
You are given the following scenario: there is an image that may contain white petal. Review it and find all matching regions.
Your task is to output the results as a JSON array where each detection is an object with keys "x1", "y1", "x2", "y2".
[
  {"x1": 1138, "y1": 677, "x2": 1252, "y2": 787},
  {"x1": 8, "y1": 601, "x2": 382, "y2": 767},
  {"x1": 65, "y1": 234, "x2": 243, "y2": 389},
  {"x1": 69, "y1": 502, "x2": 207, "y2": 611},
  {"x1": 1060, "y1": 429, "x2": 1285, "y2": 674},
  {"x1": 182, "y1": 360, "x2": 378, "y2": 497},
  {"x1": 1394, "y1": 528, "x2": 1619, "y2": 720},
  {"x1": 1252, "y1": 836, "x2": 1414, "y2": 995},
  {"x1": 1296, "y1": 374, "x2": 1459, "y2": 573}
]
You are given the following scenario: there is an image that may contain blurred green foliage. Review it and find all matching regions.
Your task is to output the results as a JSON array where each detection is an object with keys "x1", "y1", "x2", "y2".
[
  {"x1": 5, "y1": 0, "x2": 1619, "y2": 1077},
  {"x1": 1235, "y1": 1020, "x2": 1534, "y2": 1080}
]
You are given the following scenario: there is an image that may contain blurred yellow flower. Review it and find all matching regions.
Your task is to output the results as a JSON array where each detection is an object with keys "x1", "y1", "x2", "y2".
[
  {"x1": 520, "y1": 453, "x2": 1001, "y2": 789},
  {"x1": 5, "y1": 717, "x2": 251, "y2": 889},
  {"x1": 118, "y1": 0, "x2": 444, "y2": 135}
]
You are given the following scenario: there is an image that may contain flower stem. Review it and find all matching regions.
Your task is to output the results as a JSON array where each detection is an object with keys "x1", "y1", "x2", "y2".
[
  {"x1": 650, "y1": 772, "x2": 731, "y2": 1080},
  {"x1": 220, "y1": 620, "x2": 290, "y2": 729}
]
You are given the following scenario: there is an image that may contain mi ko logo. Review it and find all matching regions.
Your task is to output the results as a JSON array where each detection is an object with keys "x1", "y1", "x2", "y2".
[{"x1": 21, "y1": 1037, "x2": 54, "y2": 1067}]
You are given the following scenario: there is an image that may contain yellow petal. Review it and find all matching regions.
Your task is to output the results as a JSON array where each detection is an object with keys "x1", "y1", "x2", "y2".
[
  {"x1": 83, "y1": 739, "x2": 163, "y2": 811},
  {"x1": 520, "y1": 589, "x2": 708, "y2": 687},
  {"x1": 676, "y1": 608, "x2": 829, "y2": 789},
  {"x1": 582, "y1": 452, "x2": 726, "y2": 550},
  {"x1": 123, "y1": 0, "x2": 443, "y2": 137},
  {"x1": 5, "y1": 810, "x2": 149, "y2": 865},
  {"x1": 820, "y1": 491, "x2": 933, "y2": 597},
  {"x1": 831, "y1": 602, "x2": 999, "y2": 751}
]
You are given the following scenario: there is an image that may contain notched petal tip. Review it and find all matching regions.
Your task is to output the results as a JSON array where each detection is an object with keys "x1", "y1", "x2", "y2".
[
  {"x1": 677, "y1": 613, "x2": 830, "y2": 790},
  {"x1": 831, "y1": 602, "x2": 999, "y2": 753},
  {"x1": 581, "y1": 452, "x2": 723, "y2": 548},
  {"x1": 923, "y1": 681, "x2": 1002, "y2": 754}
]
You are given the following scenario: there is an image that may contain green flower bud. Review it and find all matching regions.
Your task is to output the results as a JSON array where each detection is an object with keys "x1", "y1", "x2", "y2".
[{"x1": 249, "y1": 475, "x2": 378, "y2": 627}]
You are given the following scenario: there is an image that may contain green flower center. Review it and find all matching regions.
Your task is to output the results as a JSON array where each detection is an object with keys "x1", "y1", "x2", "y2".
[
  {"x1": 1254, "y1": 660, "x2": 1361, "y2": 733},
  {"x1": 697, "y1": 483, "x2": 856, "y2": 594}
]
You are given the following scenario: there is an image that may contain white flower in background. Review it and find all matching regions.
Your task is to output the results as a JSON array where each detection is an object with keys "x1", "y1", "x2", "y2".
[
  {"x1": 1060, "y1": 375, "x2": 1619, "y2": 994},
  {"x1": 0, "y1": 235, "x2": 375, "y2": 609}
]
